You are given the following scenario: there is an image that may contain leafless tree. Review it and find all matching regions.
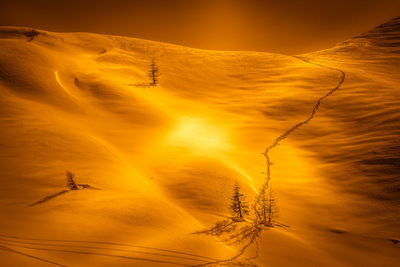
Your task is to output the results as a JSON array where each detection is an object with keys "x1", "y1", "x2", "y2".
[
  {"x1": 254, "y1": 185, "x2": 266, "y2": 224},
  {"x1": 266, "y1": 187, "x2": 278, "y2": 226},
  {"x1": 254, "y1": 185, "x2": 278, "y2": 226}
]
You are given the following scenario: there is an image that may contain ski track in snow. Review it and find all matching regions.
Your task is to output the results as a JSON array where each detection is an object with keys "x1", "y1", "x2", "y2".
[{"x1": 263, "y1": 56, "x2": 345, "y2": 185}]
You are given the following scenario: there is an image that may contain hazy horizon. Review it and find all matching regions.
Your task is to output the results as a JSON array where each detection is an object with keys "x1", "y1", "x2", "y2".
[{"x1": 1, "y1": 0, "x2": 400, "y2": 54}]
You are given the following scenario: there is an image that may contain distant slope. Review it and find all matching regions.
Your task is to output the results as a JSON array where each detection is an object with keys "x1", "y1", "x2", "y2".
[
  {"x1": 311, "y1": 16, "x2": 400, "y2": 56},
  {"x1": 357, "y1": 16, "x2": 400, "y2": 47},
  {"x1": 300, "y1": 16, "x2": 400, "y2": 203}
]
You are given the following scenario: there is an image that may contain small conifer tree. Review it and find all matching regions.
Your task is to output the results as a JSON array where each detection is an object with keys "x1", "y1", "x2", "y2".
[
  {"x1": 149, "y1": 59, "x2": 159, "y2": 86},
  {"x1": 66, "y1": 171, "x2": 79, "y2": 190},
  {"x1": 230, "y1": 182, "x2": 249, "y2": 219}
]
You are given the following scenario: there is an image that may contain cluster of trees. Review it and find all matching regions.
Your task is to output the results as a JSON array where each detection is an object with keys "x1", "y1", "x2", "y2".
[{"x1": 230, "y1": 182, "x2": 277, "y2": 226}]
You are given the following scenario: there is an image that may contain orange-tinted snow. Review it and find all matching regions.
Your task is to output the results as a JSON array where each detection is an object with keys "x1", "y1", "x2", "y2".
[{"x1": 0, "y1": 18, "x2": 399, "y2": 266}]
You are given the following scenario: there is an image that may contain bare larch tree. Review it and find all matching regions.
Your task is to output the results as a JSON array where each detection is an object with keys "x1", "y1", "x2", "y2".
[
  {"x1": 266, "y1": 186, "x2": 278, "y2": 226},
  {"x1": 254, "y1": 185, "x2": 267, "y2": 223},
  {"x1": 254, "y1": 185, "x2": 278, "y2": 226}
]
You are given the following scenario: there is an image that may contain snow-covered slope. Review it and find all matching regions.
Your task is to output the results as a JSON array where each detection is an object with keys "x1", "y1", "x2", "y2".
[{"x1": 0, "y1": 17, "x2": 399, "y2": 266}]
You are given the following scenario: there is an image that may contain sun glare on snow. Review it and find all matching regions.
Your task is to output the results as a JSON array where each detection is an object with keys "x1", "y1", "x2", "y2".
[{"x1": 166, "y1": 116, "x2": 231, "y2": 153}]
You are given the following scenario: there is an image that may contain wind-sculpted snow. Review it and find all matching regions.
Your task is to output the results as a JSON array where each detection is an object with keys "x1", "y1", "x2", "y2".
[
  {"x1": 193, "y1": 54, "x2": 346, "y2": 267},
  {"x1": 0, "y1": 245, "x2": 66, "y2": 266},
  {"x1": 262, "y1": 56, "x2": 345, "y2": 189},
  {"x1": 1, "y1": 18, "x2": 400, "y2": 266}
]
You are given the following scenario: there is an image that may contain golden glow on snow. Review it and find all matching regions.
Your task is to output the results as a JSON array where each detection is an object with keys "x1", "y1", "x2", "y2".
[
  {"x1": 166, "y1": 116, "x2": 231, "y2": 152},
  {"x1": 1, "y1": 23, "x2": 400, "y2": 267}
]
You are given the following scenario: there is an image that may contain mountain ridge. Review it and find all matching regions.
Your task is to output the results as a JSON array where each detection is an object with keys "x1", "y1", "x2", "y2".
[{"x1": 1, "y1": 16, "x2": 400, "y2": 55}]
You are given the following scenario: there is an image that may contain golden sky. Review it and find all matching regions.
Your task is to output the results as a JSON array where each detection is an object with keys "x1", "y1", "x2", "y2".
[{"x1": 1, "y1": 0, "x2": 400, "y2": 54}]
